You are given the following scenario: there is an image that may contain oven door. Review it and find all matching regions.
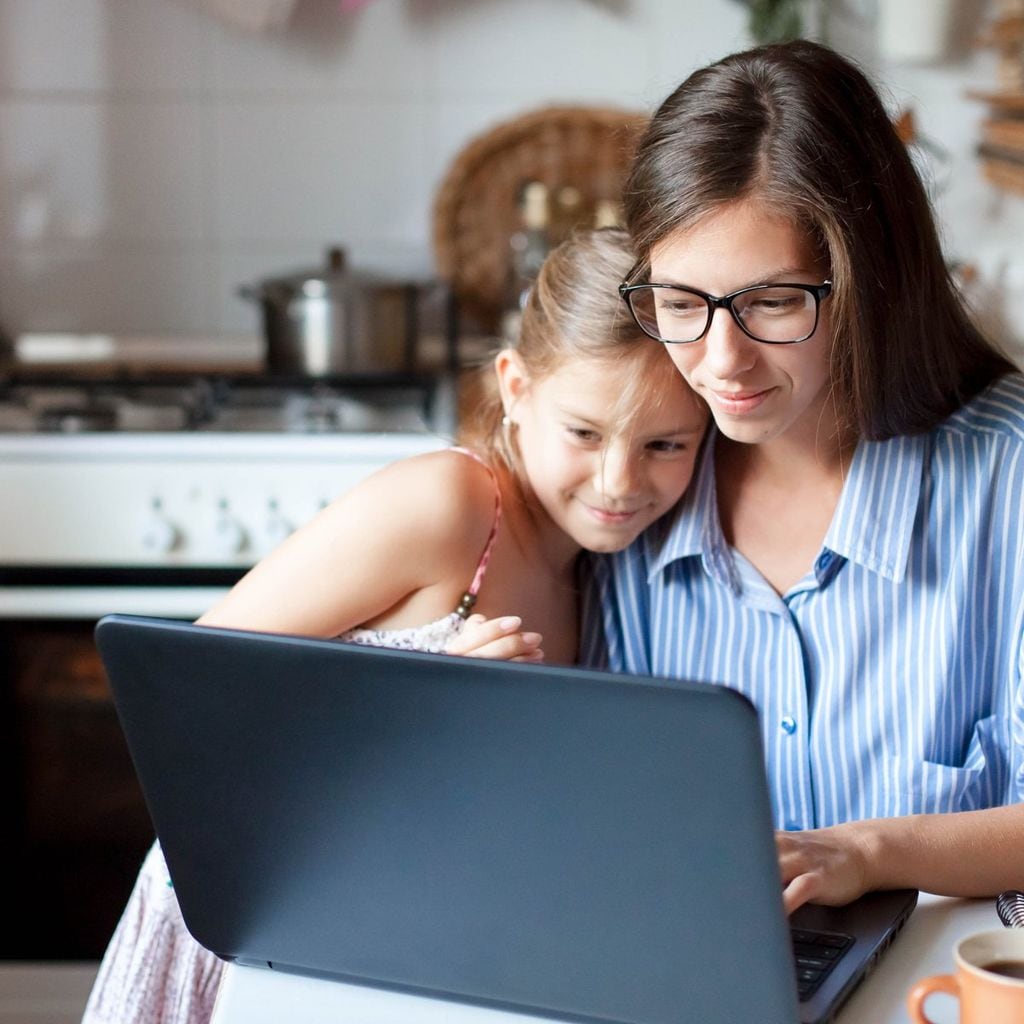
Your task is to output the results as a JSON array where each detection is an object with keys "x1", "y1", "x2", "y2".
[
  {"x1": 3, "y1": 615, "x2": 150, "y2": 958},
  {"x1": 0, "y1": 572, "x2": 240, "y2": 960}
]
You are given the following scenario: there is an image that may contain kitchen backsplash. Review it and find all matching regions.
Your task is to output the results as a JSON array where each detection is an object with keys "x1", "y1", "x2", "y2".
[{"x1": 0, "y1": 0, "x2": 1022, "y2": 362}]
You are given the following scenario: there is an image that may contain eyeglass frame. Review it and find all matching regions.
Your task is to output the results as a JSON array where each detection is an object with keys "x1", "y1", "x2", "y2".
[{"x1": 618, "y1": 275, "x2": 833, "y2": 346}]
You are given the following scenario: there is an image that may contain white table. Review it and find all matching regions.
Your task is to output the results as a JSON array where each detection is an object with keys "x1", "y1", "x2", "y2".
[{"x1": 211, "y1": 895, "x2": 999, "y2": 1024}]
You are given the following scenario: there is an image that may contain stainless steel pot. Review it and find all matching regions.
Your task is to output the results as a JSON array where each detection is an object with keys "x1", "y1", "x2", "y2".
[{"x1": 239, "y1": 247, "x2": 420, "y2": 377}]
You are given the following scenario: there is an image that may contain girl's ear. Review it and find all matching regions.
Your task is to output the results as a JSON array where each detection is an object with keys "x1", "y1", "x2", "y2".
[{"x1": 494, "y1": 349, "x2": 531, "y2": 417}]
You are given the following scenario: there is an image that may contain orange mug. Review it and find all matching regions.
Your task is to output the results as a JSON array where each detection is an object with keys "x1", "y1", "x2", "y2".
[{"x1": 907, "y1": 929, "x2": 1024, "y2": 1023}]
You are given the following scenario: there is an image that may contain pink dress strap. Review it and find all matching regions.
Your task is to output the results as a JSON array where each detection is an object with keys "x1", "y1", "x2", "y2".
[{"x1": 449, "y1": 446, "x2": 502, "y2": 618}]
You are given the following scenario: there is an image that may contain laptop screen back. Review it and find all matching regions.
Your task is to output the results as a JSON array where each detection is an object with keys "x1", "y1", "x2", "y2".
[{"x1": 96, "y1": 615, "x2": 800, "y2": 1024}]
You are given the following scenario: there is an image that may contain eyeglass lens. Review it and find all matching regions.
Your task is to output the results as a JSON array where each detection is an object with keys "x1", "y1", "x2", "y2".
[{"x1": 629, "y1": 285, "x2": 819, "y2": 344}]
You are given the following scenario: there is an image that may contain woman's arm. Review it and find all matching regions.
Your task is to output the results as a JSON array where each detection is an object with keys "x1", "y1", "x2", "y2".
[{"x1": 776, "y1": 803, "x2": 1024, "y2": 913}]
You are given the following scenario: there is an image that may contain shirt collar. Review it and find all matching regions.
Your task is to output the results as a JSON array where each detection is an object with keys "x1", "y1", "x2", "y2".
[
  {"x1": 645, "y1": 426, "x2": 928, "y2": 588},
  {"x1": 823, "y1": 430, "x2": 927, "y2": 582}
]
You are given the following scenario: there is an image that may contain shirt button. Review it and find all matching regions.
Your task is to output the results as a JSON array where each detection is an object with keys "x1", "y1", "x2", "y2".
[
  {"x1": 780, "y1": 716, "x2": 798, "y2": 735},
  {"x1": 817, "y1": 551, "x2": 833, "y2": 570}
]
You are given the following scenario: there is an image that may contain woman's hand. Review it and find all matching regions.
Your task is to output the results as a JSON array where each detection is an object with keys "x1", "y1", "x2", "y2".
[
  {"x1": 775, "y1": 822, "x2": 878, "y2": 914},
  {"x1": 446, "y1": 614, "x2": 544, "y2": 663},
  {"x1": 778, "y1": 806, "x2": 1024, "y2": 914}
]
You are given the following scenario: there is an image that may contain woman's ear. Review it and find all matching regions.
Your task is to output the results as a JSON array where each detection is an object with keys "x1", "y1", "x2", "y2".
[{"x1": 493, "y1": 349, "x2": 531, "y2": 419}]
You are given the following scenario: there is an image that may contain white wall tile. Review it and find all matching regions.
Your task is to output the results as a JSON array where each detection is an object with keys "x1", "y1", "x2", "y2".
[
  {"x1": 206, "y1": 0, "x2": 428, "y2": 97},
  {"x1": 0, "y1": 246, "x2": 212, "y2": 333},
  {"x1": 0, "y1": 0, "x2": 107, "y2": 93},
  {"x1": 0, "y1": 100, "x2": 207, "y2": 244},
  {"x1": 0, "y1": 101, "x2": 101, "y2": 243},
  {"x1": 645, "y1": 6, "x2": 749, "y2": 107},
  {"x1": 0, "y1": 0, "x2": 1022, "y2": 338},
  {"x1": 100, "y1": 0, "x2": 208, "y2": 94},
  {"x1": 211, "y1": 98, "x2": 429, "y2": 245},
  {"x1": 0, "y1": 0, "x2": 205, "y2": 94},
  {"x1": 426, "y1": 0, "x2": 652, "y2": 105}
]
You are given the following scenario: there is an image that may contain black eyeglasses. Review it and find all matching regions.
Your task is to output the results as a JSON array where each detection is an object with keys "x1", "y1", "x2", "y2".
[{"x1": 619, "y1": 278, "x2": 833, "y2": 345}]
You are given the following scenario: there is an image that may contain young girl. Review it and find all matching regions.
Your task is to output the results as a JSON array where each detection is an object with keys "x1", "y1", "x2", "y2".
[
  {"x1": 81, "y1": 227, "x2": 708, "y2": 1024},
  {"x1": 583, "y1": 41, "x2": 1024, "y2": 915}
]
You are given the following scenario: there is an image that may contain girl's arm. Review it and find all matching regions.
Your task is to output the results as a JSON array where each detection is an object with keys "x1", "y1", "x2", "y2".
[
  {"x1": 197, "y1": 450, "x2": 537, "y2": 660},
  {"x1": 776, "y1": 803, "x2": 1024, "y2": 913}
]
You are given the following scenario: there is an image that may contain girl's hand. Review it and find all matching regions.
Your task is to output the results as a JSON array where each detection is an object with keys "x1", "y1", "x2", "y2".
[
  {"x1": 775, "y1": 822, "x2": 877, "y2": 914},
  {"x1": 446, "y1": 614, "x2": 544, "y2": 663}
]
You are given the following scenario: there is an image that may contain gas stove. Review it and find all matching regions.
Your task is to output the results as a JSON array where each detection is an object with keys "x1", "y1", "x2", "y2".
[
  {"x1": 0, "y1": 374, "x2": 453, "y2": 617},
  {"x1": 0, "y1": 373, "x2": 454, "y2": 434}
]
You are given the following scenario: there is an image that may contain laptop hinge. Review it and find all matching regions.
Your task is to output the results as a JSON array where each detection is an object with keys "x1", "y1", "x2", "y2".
[{"x1": 235, "y1": 958, "x2": 274, "y2": 970}]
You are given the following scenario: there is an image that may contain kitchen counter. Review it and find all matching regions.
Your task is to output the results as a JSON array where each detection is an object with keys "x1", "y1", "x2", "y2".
[
  {"x1": 211, "y1": 894, "x2": 998, "y2": 1024},
  {"x1": 8, "y1": 333, "x2": 265, "y2": 377}
]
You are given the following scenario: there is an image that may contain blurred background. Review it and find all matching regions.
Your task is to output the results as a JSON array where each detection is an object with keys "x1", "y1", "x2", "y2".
[
  {"x1": 1, "y1": 2, "x2": 1023, "y2": 1021},
  {"x1": 0, "y1": 0, "x2": 1022, "y2": 357}
]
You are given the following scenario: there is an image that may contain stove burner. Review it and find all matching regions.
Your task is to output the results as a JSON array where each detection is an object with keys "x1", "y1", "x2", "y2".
[
  {"x1": 304, "y1": 403, "x2": 341, "y2": 430},
  {"x1": 0, "y1": 373, "x2": 448, "y2": 435},
  {"x1": 295, "y1": 390, "x2": 343, "y2": 432},
  {"x1": 38, "y1": 404, "x2": 119, "y2": 433}
]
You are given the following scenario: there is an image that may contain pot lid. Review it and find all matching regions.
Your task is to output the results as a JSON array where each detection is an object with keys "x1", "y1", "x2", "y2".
[{"x1": 256, "y1": 247, "x2": 413, "y2": 296}]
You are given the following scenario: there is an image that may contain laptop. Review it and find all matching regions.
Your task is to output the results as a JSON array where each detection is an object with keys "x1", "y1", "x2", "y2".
[{"x1": 95, "y1": 615, "x2": 916, "y2": 1024}]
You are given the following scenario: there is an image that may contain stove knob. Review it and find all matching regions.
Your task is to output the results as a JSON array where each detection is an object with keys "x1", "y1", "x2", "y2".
[
  {"x1": 263, "y1": 500, "x2": 294, "y2": 548},
  {"x1": 142, "y1": 513, "x2": 181, "y2": 554},
  {"x1": 213, "y1": 508, "x2": 249, "y2": 556}
]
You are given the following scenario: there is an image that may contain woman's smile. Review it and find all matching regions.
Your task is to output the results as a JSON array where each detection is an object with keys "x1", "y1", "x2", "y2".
[{"x1": 707, "y1": 386, "x2": 776, "y2": 415}]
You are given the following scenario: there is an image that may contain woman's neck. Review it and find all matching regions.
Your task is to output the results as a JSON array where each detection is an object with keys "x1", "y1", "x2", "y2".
[
  {"x1": 723, "y1": 427, "x2": 854, "y2": 490},
  {"x1": 713, "y1": 423, "x2": 858, "y2": 596}
]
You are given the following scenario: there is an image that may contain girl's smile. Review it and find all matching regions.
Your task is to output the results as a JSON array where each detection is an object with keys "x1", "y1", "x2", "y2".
[{"x1": 581, "y1": 504, "x2": 642, "y2": 524}]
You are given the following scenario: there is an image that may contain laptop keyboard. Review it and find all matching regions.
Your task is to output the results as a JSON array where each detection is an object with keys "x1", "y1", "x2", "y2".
[{"x1": 790, "y1": 927, "x2": 854, "y2": 1000}]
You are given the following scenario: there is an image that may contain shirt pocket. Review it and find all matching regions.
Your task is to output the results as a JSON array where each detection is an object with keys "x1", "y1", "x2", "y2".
[{"x1": 883, "y1": 755, "x2": 986, "y2": 815}]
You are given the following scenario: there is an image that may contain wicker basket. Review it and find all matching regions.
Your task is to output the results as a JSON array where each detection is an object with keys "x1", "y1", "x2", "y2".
[{"x1": 432, "y1": 105, "x2": 647, "y2": 332}]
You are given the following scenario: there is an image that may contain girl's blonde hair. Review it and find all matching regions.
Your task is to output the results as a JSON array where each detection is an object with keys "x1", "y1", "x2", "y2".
[{"x1": 458, "y1": 227, "x2": 677, "y2": 467}]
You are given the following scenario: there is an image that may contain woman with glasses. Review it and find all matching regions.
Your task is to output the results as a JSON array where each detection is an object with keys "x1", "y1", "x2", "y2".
[{"x1": 584, "y1": 40, "x2": 1024, "y2": 913}]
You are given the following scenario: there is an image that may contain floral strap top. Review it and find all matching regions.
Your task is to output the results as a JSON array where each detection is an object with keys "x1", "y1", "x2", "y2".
[{"x1": 336, "y1": 447, "x2": 502, "y2": 654}]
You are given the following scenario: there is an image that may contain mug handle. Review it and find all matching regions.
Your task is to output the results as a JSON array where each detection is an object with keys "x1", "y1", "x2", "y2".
[{"x1": 906, "y1": 974, "x2": 960, "y2": 1023}]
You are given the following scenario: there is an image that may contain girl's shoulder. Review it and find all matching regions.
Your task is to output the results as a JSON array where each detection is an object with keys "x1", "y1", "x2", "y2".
[
  {"x1": 366, "y1": 447, "x2": 499, "y2": 548},
  {"x1": 379, "y1": 446, "x2": 498, "y2": 502}
]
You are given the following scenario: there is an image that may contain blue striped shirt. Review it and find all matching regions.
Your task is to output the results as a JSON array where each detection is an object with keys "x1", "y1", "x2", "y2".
[{"x1": 581, "y1": 374, "x2": 1024, "y2": 831}]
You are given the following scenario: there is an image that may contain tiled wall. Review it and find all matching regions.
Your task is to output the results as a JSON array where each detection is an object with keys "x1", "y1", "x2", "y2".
[{"x1": 0, "y1": 0, "x2": 1022, "y2": 356}]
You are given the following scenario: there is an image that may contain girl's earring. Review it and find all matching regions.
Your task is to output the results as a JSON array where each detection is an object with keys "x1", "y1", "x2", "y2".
[{"x1": 499, "y1": 412, "x2": 519, "y2": 466}]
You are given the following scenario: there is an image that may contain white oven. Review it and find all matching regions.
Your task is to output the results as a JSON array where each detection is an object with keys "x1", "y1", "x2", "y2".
[
  {"x1": 0, "y1": 374, "x2": 448, "y2": 958},
  {"x1": 0, "y1": 431, "x2": 443, "y2": 618}
]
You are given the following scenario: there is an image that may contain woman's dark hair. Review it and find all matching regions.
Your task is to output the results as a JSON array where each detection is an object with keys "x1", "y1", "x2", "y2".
[{"x1": 624, "y1": 40, "x2": 1014, "y2": 440}]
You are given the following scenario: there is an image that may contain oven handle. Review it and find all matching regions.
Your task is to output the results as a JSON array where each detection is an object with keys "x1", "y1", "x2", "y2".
[
  {"x1": 0, "y1": 566, "x2": 246, "y2": 587},
  {"x1": 0, "y1": 586, "x2": 231, "y2": 619}
]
